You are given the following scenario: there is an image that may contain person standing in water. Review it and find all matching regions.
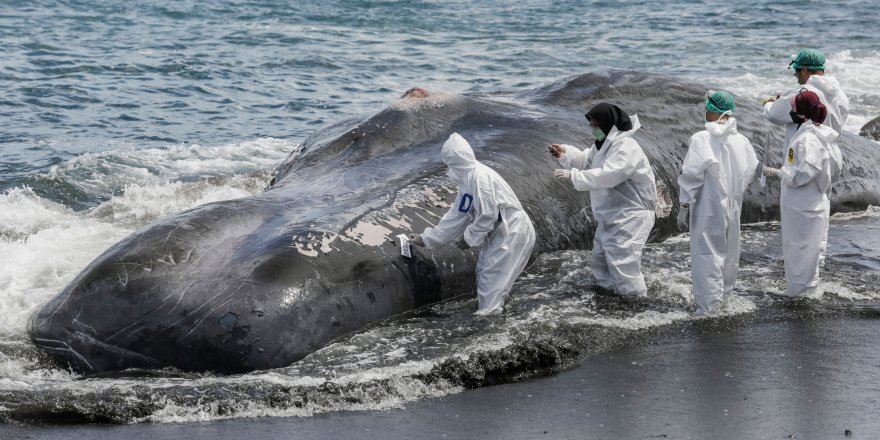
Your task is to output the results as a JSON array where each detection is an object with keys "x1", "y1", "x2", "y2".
[
  {"x1": 763, "y1": 48, "x2": 849, "y2": 273},
  {"x1": 550, "y1": 103, "x2": 656, "y2": 299},
  {"x1": 408, "y1": 133, "x2": 536, "y2": 315},
  {"x1": 764, "y1": 90, "x2": 842, "y2": 297},
  {"x1": 677, "y1": 91, "x2": 759, "y2": 314}
]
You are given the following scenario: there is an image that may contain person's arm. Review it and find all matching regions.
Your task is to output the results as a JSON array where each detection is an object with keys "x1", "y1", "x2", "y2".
[
  {"x1": 763, "y1": 95, "x2": 795, "y2": 126},
  {"x1": 780, "y1": 137, "x2": 824, "y2": 188},
  {"x1": 677, "y1": 134, "x2": 712, "y2": 205},
  {"x1": 463, "y1": 178, "x2": 498, "y2": 247},
  {"x1": 569, "y1": 141, "x2": 638, "y2": 192},
  {"x1": 743, "y1": 138, "x2": 761, "y2": 186},
  {"x1": 421, "y1": 191, "x2": 472, "y2": 249},
  {"x1": 838, "y1": 89, "x2": 850, "y2": 128},
  {"x1": 557, "y1": 144, "x2": 592, "y2": 170}
]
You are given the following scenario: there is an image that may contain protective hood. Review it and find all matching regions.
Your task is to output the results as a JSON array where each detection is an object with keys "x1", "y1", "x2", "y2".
[
  {"x1": 604, "y1": 114, "x2": 641, "y2": 145},
  {"x1": 586, "y1": 103, "x2": 633, "y2": 150},
  {"x1": 807, "y1": 75, "x2": 842, "y2": 99},
  {"x1": 705, "y1": 117, "x2": 738, "y2": 137},
  {"x1": 441, "y1": 132, "x2": 477, "y2": 185}
]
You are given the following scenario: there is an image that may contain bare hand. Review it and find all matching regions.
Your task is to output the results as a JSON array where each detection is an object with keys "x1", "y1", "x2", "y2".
[{"x1": 549, "y1": 144, "x2": 565, "y2": 158}]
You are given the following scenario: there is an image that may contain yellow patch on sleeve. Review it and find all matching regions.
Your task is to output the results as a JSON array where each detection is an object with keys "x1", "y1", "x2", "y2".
[{"x1": 787, "y1": 147, "x2": 795, "y2": 165}]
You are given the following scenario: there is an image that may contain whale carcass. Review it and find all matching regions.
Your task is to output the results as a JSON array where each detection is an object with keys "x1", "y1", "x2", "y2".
[{"x1": 28, "y1": 73, "x2": 880, "y2": 373}]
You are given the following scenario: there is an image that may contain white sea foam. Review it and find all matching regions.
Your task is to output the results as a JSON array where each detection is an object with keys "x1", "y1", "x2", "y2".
[
  {"x1": 39, "y1": 138, "x2": 295, "y2": 196},
  {"x1": 0, "y1": 139, "x2": 293, "y2": 336},
  {"x1": 831, "y1": 204, "x2": 880, "y2": 221},
  {"x1": 0, "y1": 188, "x2": 128, "y2": 332}
]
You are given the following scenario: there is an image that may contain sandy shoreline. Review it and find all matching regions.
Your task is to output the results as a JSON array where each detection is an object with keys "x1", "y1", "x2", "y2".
[{"x1": 4, "y1": 313, "x2": 879, "y2": 439}]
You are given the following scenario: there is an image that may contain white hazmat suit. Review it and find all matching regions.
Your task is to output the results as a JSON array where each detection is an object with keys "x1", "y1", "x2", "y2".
[
  {"x1": 421, "y1": 133, "x2": 536, "y2": 315},
  {"x1": 557, "y1": 115, "x2": 656, "y2": 298},
  {"x1": 678, "y1": 118, "x2": 759, "y2": 314},
  {"x1": 779, "y1": 121, "x2": 842, "y2": 297},
  {"x1": 764, "y1": 75, "x2": 849, "y2": 151}
]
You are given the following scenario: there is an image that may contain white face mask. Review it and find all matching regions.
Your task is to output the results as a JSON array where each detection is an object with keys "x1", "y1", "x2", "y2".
[{"x1": 705, "y1": 110, "x2": 732, "y2": 125}]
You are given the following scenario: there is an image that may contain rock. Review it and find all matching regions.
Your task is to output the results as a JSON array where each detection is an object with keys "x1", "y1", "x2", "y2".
[{"x1": 860, "y1": 115, "x2": 880, "y2": 141}]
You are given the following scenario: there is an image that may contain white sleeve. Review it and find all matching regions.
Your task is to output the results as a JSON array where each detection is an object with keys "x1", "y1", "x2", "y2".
[
  {"x1": 764, "y1": 96, "x2": 795, "y2": 127},
  {"x1": 742, "y1": 138, "x2": 760, "y2": 187},
  {"x1": 421, "y1": 191, "x2": 471, "y2": 249},
  {"x1": 558, "y1": 144, "x2": 592, "y2": 170},
  {"x1": 463, "y1": 177, "x2": 498, "y2": 247},
  {"x1": 780, "y1": 137, "x2": 823, "y2": 188},
  {"x1": 569, "y1": 142, "x2": 636, "y2": 192},
  {"x1": 837, "y1": 90, "x2": 850, "y2": 128},
  {"x1": 677, "y1": 134, "x2": 712, "y2": 205}
]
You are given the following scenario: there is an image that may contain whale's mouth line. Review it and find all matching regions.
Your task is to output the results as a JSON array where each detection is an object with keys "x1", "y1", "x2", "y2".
[
  {"x1": 31, "y1": 331, "x2": 166, "y2": 374},
  {"x1": 31, "y1": 336, "x2": 95, "y2": 371}
]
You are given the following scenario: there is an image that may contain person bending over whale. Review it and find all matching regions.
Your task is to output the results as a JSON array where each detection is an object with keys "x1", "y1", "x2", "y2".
[
  {"x1": 764, "y1": 90, "x2": 842, "y2": 298},
  {"x1": 677, "y1": 91, "x2": 759, "y2": 315},
  {"x1": 550, "y1": 103, "x2": 656, "y2": 299},
  {"x1": 409, "y1": 133, "x2": 536, "y2": 316}
]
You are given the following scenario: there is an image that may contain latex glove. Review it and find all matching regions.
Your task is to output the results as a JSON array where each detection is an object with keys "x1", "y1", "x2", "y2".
[
  {"x1": 761, "y1": 95, "x2": 780, "y2": 105},
  {"x1": 455, "y1": 237, "x2": 470, "y2": 250},
  {"x1": 763, "y1": 167, "x2": 780, "y2": 179},
  {"x1": 554, "y1": 169, "x2": 571, "y2": 180},
  {"x1": 408, "y1": 234, "x2": 425, "y2": 247},
  {"x1": 677, "y1": 204, "x2": 689, "y2": 232},
  {"x1": 549, "y1": 143, "x2": 565, "y2": 158}
]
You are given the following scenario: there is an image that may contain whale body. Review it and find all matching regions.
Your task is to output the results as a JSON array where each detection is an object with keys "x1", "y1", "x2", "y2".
[{"x1": 28, "y1": 73, "x2": 880, "y2": 374}]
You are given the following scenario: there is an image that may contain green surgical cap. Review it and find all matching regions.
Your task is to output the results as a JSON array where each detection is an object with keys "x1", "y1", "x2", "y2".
[
  {"x1": 790, "y1": 48, "x2": 826, "y2": 71},
  {"x1": 705, "y1": 90, "x2": 735, "y2": 114}
]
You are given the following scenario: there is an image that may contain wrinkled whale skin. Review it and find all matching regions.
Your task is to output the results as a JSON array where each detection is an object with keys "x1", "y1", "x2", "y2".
[{"x1": 28, "y1": 73, "x2": 880, "y2": 374}]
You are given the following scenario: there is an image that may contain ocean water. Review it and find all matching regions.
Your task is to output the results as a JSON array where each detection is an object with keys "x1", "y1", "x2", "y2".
[{"x1": 1, "y1": 0, "x2": 880, "y2": 425}]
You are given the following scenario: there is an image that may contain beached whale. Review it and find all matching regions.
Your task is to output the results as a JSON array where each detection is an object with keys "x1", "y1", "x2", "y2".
[{"x1": 28, "y1": 72, "x2": 880, "y2": 374}]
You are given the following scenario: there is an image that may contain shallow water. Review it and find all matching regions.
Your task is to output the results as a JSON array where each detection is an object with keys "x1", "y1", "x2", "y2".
[{"x1": 1, "y1": 208, "x2": 879, "y2": 423}]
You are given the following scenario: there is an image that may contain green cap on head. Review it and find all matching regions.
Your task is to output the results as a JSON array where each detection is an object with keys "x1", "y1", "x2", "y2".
[
  {"x1": 789, "y1": 48, "x2": 826, "y2": 71},
  {"x1": 705, "y1": 90, "x2": 735, "y2": 114}
]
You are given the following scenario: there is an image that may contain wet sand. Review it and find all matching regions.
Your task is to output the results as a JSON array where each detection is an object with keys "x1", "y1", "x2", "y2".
[{"x1": 4, "y1": 313, "x2": 880, "y2": 439}]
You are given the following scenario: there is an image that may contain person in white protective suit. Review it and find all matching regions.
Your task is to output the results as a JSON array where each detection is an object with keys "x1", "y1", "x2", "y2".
[
  {"x1": 763, "y1": 48, "x2": 849, "y2": 153},
  {"x1": 677, "y1": 91, "x2": 759, "y2": 315},
  {"x1": 762, "y1": 49, "x2": 848, "y2": 266},
  {"x1": 408, "y1": 133, "x2": 536, "y2": 315},
  {"x1": 550, "y1": 103, "x2": 656, "y2": 299},
  {"x1": 763, "y1": 90, "x2": 842, "y2": 297}
]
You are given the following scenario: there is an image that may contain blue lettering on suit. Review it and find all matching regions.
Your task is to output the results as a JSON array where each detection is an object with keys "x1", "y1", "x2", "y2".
[{"x1": 458, "y1": 193, "x2": 473, "y2": 213}]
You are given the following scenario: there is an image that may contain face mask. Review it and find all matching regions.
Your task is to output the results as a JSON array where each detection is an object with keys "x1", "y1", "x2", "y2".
[
  {"x1": 592, "y1": 126, "x2": 606, "y2": 141},
  {"x1": 705, "y1": 110, "x2": 732, "y2": 125}
]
